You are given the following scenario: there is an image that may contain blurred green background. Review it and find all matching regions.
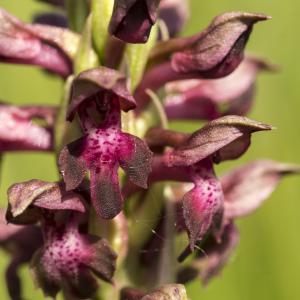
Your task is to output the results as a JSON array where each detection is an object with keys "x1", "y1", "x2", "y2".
[{"x1": 0, "y1": 0, "x2": 299, "y2": 299}]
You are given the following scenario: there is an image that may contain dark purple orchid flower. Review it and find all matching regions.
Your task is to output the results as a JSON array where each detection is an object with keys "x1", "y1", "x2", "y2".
[
  {"x1": 59, "y1": 67, "x2": 152, "y2": 219},
  {"x1": 143, "y1": 116, "x2": 272, "y2": 249},
  {"x1": 135, "y1": 11, "x2": 270, "y2": 110},
  {"x1": 0, "y1": 8, "x2": 78, "y2": 77},
  {"x1": 31, "y1": 216, "x2": 117, "y2": 299},
  {"x1": 164, "y1": 56, "x2": 276, "y2": 120},
  {"x1": 0, "y1": 209, "x2": 43, "y2": 300},
  {"x1": 170, "y1": 159, "x2": 299, "y2": 285},
  {"x1": 7, "y1": 179, "x2": 117, "y2": 299},
  {"x1": 121, "y1": 284, "x2": 188, "y2": 300},
  {"x1": 109, "y1": 0, "x2": 161, "y2": 43},
  {"x1": 158, "y1": 0, "x2": 189, "y2": 37},
  {"x1": 0, "y1": 103, "x2": 56, "y2": 153}
]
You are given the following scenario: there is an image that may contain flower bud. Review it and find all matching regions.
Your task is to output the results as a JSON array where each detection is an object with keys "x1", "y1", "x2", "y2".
[
  {"x1": 0, "y1": 8, "x2": 79, "y2": 77},
  {"x1": 0, "y1": 103, "x2": 56, "y2": 152},
  {"x1": 109, "y1": 0, "x2": 161, "y2": 43},
  {"x1": 222, "y1": 160, "x2": 300, "y2": 219}
]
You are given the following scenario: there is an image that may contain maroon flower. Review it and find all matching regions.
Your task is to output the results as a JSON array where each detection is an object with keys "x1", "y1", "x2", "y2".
[
  {"x1": 0, "y1": 103, "x2": 56, "y2": 153},
  {"x1": 174, "y1": 160, "x2": 299, "y2": 284},
  {"x1": 31, "y1": 217, "x2": 117, "y2": 299},
  {"x1": 7, "y1": 179, "x2": 117, "y2": 299},
  {"x1": 0, "y1": 8, "x2": 78, "y2": 77},
  {"x1": 135, "y1": 12, "x2": 270, "y2": 110},
  {"x1": 109, "y1": 0, "x2": 161, "y2": 43},
  {"x1": 144, "y1": 116, "x2": 272, "y2": 249},
  {"x1": 164, "y1": 56, "x2": 276, "y2": 120},
  {"x1": 59, "y1": 67, "x2": 152, "y2": 219},
  {"x1": 221, "y1": 160, "x2": 300, "y2": 219}
]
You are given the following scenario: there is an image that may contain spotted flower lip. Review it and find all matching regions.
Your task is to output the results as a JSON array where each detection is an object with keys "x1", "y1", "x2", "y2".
[
  {"x1": 222, "y1": 160, "x2": 300, "y2": 219},
  {"x1": 60, "y1": 67, "x2": 152, "y2": 219},
  {"x1": 30, "y1": 218, "x2": 117, "y2": 299},
  {"x1": 182, "y1": 159, "x2": 224, "y2": 250},
  {"x1": 0, "y1": 103, "x2": 56, "y2": 152},
  {"x1": 164, "y1": 56, "x2": 276, "y2": 120},
  {"x1": 143, "y1": 117, "x2": 272, "y2": 249},
  {"x1": 6, "y1": 180, "x2": 117, "y2": 299},
  {"x1": 109, "y1": 0, "x2": 161, "y2": 43},
  {"x1": 6, "y1": 179, "x2": 86, "y2": 225},
  {"x1": 0, "y1": 8, "x2": 79, "y2": 77}
]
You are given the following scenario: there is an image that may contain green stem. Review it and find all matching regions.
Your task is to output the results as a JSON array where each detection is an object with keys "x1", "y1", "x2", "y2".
[
  {"x1": 91, "y1": 0, "x2": 114, "y2": 62},
  {"x1": 66, "y1": 0, "x2": 89, "y2": 33},
  {"x1": 126, "y1": 24, "x2": 159, "y2": 92}
]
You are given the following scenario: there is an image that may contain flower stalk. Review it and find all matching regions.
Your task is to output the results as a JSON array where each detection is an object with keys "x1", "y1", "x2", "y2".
[{"x1": 0, "y1": 2, "x2": 298, "y2": 300}]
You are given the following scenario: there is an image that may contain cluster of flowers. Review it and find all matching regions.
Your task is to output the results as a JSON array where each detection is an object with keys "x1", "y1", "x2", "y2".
[{"x1": 0, "y1": 0, "x2": 298, "y2": 299}]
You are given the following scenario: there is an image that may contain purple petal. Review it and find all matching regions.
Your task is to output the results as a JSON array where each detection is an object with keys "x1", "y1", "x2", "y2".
[
  {"x1": 58, "y1": 136, "x2": 88, "y2": 191},
  {"x1": 182, "y1": 162, "x2": 224, "y2": 250},
  {"x1": 84, "y1": 235, "x2": 117, "y2": 283},
  {"x1": 166, "y1": 115, "x2": 273, "y2": 167},
  {"x1": 30, "y1": 218, "x2": 116, "y2": 298},
  {"x1": 90, "y1": 164, "x2": 123, "y2": 219},
  {"x1": 109, "y1": 0, "x2": 161, "y2": 43},
  {"x1": 222, "y1": 160, "x2": 300, "y2": 219},
  {"x1": 0, "y1": 103, "x2": 55, "y2": 152},
  {"x1": 67, "y1": 67, "x2": 136, "y2": 121},
  {"x1": 118, "y1": 133, "x2": 153, "y2": 188},
  {"x1": 0, "y1": 8, "x2": 76, "y2": 76},
  {"x1": 7, "y1": 179, "x2": 86, "y2": 224},
  {"x1": 170, "y1": 12, "x2": 270, "y2": 77},
  {"x1": 164, "y1": 56, "x2": 274, "y2": 120}
]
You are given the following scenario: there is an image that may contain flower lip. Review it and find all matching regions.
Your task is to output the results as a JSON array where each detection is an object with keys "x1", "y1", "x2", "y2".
[
  {"x1": 30, "y1": 218, "x2": 117, "y2": 299},
  {"x1": 67, "y1": 67, "x2": 137, "y2": 122}
]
